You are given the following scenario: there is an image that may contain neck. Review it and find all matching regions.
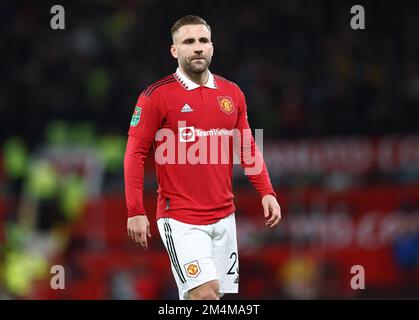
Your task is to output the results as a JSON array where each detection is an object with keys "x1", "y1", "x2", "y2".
[{"x1": 179, "y1": 66, "x2": 209, "y2": 86}]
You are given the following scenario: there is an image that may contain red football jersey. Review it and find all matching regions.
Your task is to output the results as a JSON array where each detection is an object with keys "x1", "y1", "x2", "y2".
[{"x1": 124, "y1": 68, "x2": 276, "y2": 225}]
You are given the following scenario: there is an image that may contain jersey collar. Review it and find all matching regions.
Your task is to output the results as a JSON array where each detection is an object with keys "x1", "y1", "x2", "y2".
[{"x1": 175, "y1": 68, "x2": 217, "y2": 91}]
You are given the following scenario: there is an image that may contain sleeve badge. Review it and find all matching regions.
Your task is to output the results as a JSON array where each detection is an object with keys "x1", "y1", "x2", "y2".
[{"x1": 130, "y1": 106, "x2": 142, "y2": 126}]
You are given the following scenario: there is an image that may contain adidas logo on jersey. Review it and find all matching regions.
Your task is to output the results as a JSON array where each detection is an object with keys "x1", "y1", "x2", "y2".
[{"x1": 181, "y1": 104, "x2": 193, "y2": 112}]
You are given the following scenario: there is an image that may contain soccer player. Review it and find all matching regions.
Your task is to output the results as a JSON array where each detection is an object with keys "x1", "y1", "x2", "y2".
[{"x1": 124, "y1": 15, "x2": 281, "y2": 300}]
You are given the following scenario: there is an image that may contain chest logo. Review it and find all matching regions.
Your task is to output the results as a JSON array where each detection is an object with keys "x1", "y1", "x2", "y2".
[
  {"x1": 181, "y1": 103, "x2": 194, "y2": 112},
  {"x1": 179, "y1": 126, "x2": 196, "y2": 142},
  {"x1": 217, "y1": 96, "x2": 234, "y2": 114}
]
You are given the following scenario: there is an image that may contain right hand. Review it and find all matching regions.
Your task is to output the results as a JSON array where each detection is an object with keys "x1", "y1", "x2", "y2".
[{"x1": 127, "y1": 215, "x2": 151, "y2": 249}]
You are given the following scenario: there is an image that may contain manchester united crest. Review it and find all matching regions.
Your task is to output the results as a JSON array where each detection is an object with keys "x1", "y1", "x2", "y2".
[
  {"x1": 184, "y1": 260, "x2": 201, "y2": 278},
  {"x1": 217, "y1": 96, "x2": 234, "y2": 114}
]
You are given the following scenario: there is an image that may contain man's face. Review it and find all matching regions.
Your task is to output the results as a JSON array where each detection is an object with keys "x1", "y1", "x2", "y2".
[{"x1": 171, "y1": 24, "x2": 213, "y2": 74}]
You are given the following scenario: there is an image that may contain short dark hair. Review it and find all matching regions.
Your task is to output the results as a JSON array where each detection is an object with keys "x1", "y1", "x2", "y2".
[{"x1": 171, "y1": 15, "x2": 211, "y2": 37}]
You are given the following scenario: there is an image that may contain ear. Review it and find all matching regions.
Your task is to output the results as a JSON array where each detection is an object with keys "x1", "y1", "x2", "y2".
[{"x1": 170, "y1": 44, "x2": 178, "y2": 59}]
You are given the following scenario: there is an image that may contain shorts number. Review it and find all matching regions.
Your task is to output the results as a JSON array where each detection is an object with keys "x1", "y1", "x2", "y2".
[{"x1": 227, "y1": 252, "x2": 237, "y2": 275}]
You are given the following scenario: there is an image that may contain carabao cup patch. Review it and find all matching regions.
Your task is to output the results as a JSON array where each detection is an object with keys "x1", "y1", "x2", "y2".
[
  {"x1": 184, "y1": 260, "x2": 201, "y2": 278},
  {"x1": 130, "y1": 106, "x2": 142, "y2": 126}
]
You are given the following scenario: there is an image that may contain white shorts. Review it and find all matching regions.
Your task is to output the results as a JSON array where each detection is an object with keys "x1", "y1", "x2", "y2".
[{"x1": 157, "y1": 213, "x2": 239, "y2": 300}]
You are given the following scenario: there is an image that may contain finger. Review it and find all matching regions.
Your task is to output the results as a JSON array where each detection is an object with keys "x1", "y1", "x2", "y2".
[
  {"x1": 263, "y1": 202, "x2": 270, "y2": 218},
  {"x1": 270, "y1": 208, "x2": 282, "y2": 227},
  {"x1": 147, "y1": 224, "x2": 151, "y2": 238},
  {"x1": 140, "y1": 232, "x2": 148, "y2": 249},
  {"x1": 128, "y1": 229, "x2": 135, "y2": 241},
  {"x1": 267, "y1": 206, "x2": 276, "y2": 224},
  {"x1": 134, "y1": 231, "x2": 143, "y2": 247},
  {"x1": 135, "y1": 231, "x2": 146, "y2": 249}
]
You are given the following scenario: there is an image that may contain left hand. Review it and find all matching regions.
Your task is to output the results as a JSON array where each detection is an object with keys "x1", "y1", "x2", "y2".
[{"x1": 262, "y1": 194, "x2": 281, "y2": 228}]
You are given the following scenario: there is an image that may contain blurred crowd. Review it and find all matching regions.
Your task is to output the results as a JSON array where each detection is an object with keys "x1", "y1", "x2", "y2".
[
  {"x1": 0, "y1": 0, "x2": 419, "y2": 299},
  {"x1": 1, "y1": 0, "x2": 419, "y2": 144}
]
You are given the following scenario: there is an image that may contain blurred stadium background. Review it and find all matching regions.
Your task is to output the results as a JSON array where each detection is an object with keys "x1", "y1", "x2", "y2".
[{"x1": 1, "y1": 0, "x2": 419, "y2": 299}]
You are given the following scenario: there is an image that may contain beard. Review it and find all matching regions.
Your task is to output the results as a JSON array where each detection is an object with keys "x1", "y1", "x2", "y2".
[{"x1": 181, "y1": 55, "x2": 212, "y2": 74}]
